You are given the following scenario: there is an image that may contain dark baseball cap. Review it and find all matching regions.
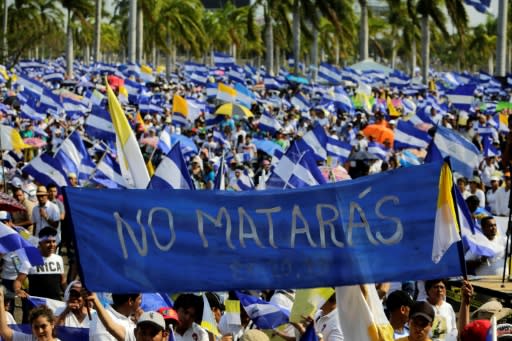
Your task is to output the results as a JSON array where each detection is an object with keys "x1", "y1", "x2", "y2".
[{"x1": 410, "y1": 301, "x2": 435, "y2": 323}]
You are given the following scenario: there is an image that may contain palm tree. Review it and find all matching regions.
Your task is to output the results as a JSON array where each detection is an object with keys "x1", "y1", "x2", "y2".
[
  {"x1": 93, "y1": 0, "x2": 101, "y2": 62},
  {"x1": 468, "y1": 17, "x2": 496, "y2": 73},
  {"x1": 127, "y1": 0, "x2": 136, "y2": 63},
  {"x1": 358, "y1": 0, "x2": 368, "y2": 61},
  {"x1": 61, "y1": 0, "x2": 94, "y2": 78},
  {"x1": 495, "y1": 0, "x2": 508, "y2": 76},
  {"x1": 416, "y1": 0, "x2": 468, "y2": 84}
]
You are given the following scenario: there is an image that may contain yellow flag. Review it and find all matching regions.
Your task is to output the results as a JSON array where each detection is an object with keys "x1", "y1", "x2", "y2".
[
  {"x1": 106, "y1": 80, "x2": 150, "y2": 188},
  {"x1": 290, "y1": 288, "x2": 334, "y2": 323},
  {"x1": 0, "y1": 125, "x2": 29, "y2": 151},
  {"x1": 386, "y1": 97, "x2": 400, "y2": 118}
]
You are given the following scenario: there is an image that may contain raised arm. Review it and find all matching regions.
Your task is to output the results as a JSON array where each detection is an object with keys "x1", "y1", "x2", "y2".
[
  {"x1": 86, "y1": 292, "x2": 126, "y2": 341},
  {"x1": 0, "y1": 288, "x2": 14, "y2": 341}
]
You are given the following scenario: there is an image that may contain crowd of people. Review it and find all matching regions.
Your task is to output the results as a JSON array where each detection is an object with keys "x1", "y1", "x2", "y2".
[{"x1": 0, "y1": 57, "x2": 509, "y2": 340}]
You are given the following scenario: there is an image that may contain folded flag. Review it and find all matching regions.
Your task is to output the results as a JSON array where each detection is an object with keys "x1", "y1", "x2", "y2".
[
  {"x1": 22, "y1": 153, "x2": 69, "y2": 187},
  {"x1": 202, "y1": 293, "x2": 221, "y2": 336},
  {"x1": 140, "y1": 293, "x2": 174, "y2": 312},
  {"x1": 432, "y1": 162, "x2": 461, "y2": 264},
  {"x1": 290, "y1": 288, "x2": 334, "y2": 323},
  {"x1": 90, "y1": 153, "x2": 127, "y2": 189},
  {"x1": 394, "y1": 120, "x2": 431, "y2": 150},
  {"x1": 336, "y1": 285, "x2": 394, "y2": 341},
  {"x1": 236, "y1": 291, "x2": 289, "y2": 329}
]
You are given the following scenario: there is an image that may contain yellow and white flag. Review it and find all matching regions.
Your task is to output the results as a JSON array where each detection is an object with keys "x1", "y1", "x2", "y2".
[
  {"x1": 290, "y1": 287, "x2": 334, "y2": 323},
  {"x1": 223, "y1": 299, "x2": 241, "y2": 326},
  {"x1": 201, "y1": 294, "x2": 220, "y2": 337},
  {"x1": 0, "y1": 125, "x2": 28, "y2": 151},
  {"x1": 432, "y1": 162, "x2": 461, "y2": 263},
  {"x1": 106, "y1": 81, "x2": 150, "y2": 189},
  {"x1": 217, "y1": 83, "x2": 237, "y2": 103},
  {"x1": 336, "y1": 285, "x2": 394, "y2": 341}
]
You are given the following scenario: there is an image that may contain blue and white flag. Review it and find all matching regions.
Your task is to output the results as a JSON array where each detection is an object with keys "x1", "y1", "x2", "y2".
[
  {"x1": 141, "y1": 293, "x2": 174, "y2": 312},
  {"x1": 22, "y1": 153, "x2": 69, "y2": 187},
  {"x1": 482, "y1": 136, "x2": 501, "y2": 157},
  {"x1": 263, "y1": 75, "x2": 283, "y2": 90},
  {"x1": 258, "y1": 110, "x2": 282, "y2": 135},
  {"x1": 329, "y1": 86, "x2": 354, "y2": 114},
  {"x1": 445, "y1": 84, "x2": 476, "y2": 111},
  {"x1": 214, "y1": 156, "x2": 226, "y2": 190},
  {"x1": 20, "y1": 99, "x2": 46, "y2": 121},
  {"x1": 15, "y1": 73, "x2": 46, "y2": 95},
  {"x1": 233, "y1": 169, "x2": 254, "y2": 191},
  {"x1": 213, "y1": 52, "x2": 236, "y2": 68},
  {"x1": 454, "y1": 187, "x2": 496, "y2": 258},
  {"x1": 189, "y1": 72, "x2": 208, "y2": 86},
  {"x1": 317, "y1": 63, "x2": 342, "y2": 84},
  {"x1": 85, "y1": 106, "x2": 116, "y2": 141},
  {"x1": 148, "y1": 143, "x2": 195, "y2": 190},
  {"x1": 367, "y1": 141, "x2": 389, "y2": 160},
  {"x1": 213, "y1": 131, "x2": 229, "y2": 147},
  {"x1": 27, "y1": 296, "x2": 66, "y2": 312},
  {"x1": 429, "y1": 125, "x2": 480, "y2": 178},
  {"x1": 266, "y1": 143, "x2": 326, "y2": 189},
  {"x1": 236, "y1": 291, "x2": 289, "y2": 329},
  {"x1": 394, "y1": 120, "x2": 432, "y2": 150},
  {"x1": 2, "y1": 150, "x2": 23, "y2": 170},
  {"x1": 170, "y1": 134, "x2": 199, "y2": 159},
  {"x1": 157, "y1": 126, "x2": 172, "y2": 154},
  {"x1": 54, "y1": 131, "x2": 96, "y2": 181},
  {"x1": 90, "y1": 153, "x2": 127, "y2": 189},
  {"x1": 227, "y1": 68, "x2": 246, "y2": 85},
  {"x1": 290, "y1": 92, "x2": 311, "y2": 112},
  {"x1": 388, "y1": 70, "x2": 410, "y2": 89},
  {"x1": 234, "y1": 83, "x2": 255, "y2": 108},
  {"x1": 326, "y1": 137, "x2": 352, "y2": 163},
  {"x1": 296, "y1": 124, "x2": 328, "y2": 161},
  {"x1": 399, "y1": 150, "x2": 421, "y2": 167},
  {"x1": 0, "y1": 222, "x2": 43, "y2": 267}
]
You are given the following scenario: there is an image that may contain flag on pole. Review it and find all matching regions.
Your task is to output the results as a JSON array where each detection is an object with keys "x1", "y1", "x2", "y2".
[
  {"x1": 201, "y1": 294, "x2": 221, "y2": 336},
  {"x1": 0, "y1": 222, "x2": 43, "y2": 267},
  {"x1": 147, "y1": 143, "x2": 195, "y2": 190},
  {"x1": 290, "y1": 288, "x2": 334, "y2": 323},
  {"x1": 432, "y1": 162, "x2": 461, "y2": 264},
  {"x1": 106, "y1": 79, "x2": 150, "y2": 189},
  {"x1": 236, "y1": 291, "x2": 290, "y2": 329},
  {"x1": 0, "y1": 125, "x2": 29, "y2": 151}
]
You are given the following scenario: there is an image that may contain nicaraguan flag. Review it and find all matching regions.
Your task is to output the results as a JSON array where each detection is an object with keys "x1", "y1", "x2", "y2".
[
  {"x1": 148, "y1": 142, "x2": 195, "y2": 190},
  {"x1": 22, "y1": 153, "x2": 69, "y2": 187},
  {"x1": 0, "y1": 222, "x2": 43, "y2": 267},
  {"x1": 367, "y1": 141, "x2": 389, "y2": 160},
  {"x1": 317, "y1": 63, "x2": 342, "y2": 84},
  {"x1": 27, "y1": 296, "x2": 66, "y2": 313},
  {"x1": 326, "y1": 137, "x2": 352, "y2": 163},
  {"x1": 258, "y1": 110, "x2": 282, "y2": 135},
  {"x1": 54, "y1": 131, "x2": 96, "y2": 181},
  {"x1": 236, "y1": 291, "x2": 289, "y2": 329},
  {"x1": 482, "y1": 136, "x2": 501, "y2": 158},
  {"x1": 266, "y1": 142, "x2": 326, "y2": 189},
  {"x1": 90, "y1": 153, "x2": 128, "y2": 189},
  {"x1": 290, "y1": 92, "x2": 311, "y2": 112},
  {"x1": 234, "y1": 83, "x2": 255, "y2": 108},
  {"x1": 431, "y1": 125, "x2": 480, "y2": 178},
  {"x1": 213, "y1": 52, "x2": 236, "y2": 68},
  {"x1": 445, "y1": 84, "x2": 476, "y2": 111},
  {"x1": 296, "y1": 124, "x2": 328, "y2": 161},
  {"x1": 394, "y1": 120, "x2": 432, "y2": 150},
  {"x1": 214, "y1": 156, "x2": 226, "y2": 190},
  {"x1": 85, "y1": 105, "x2": 116, "y2": 141}
]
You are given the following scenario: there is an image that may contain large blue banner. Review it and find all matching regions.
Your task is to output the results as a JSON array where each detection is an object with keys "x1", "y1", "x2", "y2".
[{"x1": 64, "y1": 161, "x2": 462, "y2": 293}]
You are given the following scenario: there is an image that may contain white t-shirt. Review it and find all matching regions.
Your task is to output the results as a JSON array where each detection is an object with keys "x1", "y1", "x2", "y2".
[
  {"x1": 174, "y1": 323, "x2": 209, "y2": 341},
  {"x1": 465, "y1": 235, "x2": 507, "y2": 276},
  {"x1": 54, "y1": 306, "x2": 95, "y2": 328},
  {"x1": 89, "y1": 305, "x2": 135, "y2": 341},
  {"x1": 427, "y1": 300, "x2": 457, "y2": 341},
  {"x1": 31, "y1": 201, "x2": 61, "y2": 242},
  {"x1": 315, "y1": 308, "x2": 344, "y2": 341}
]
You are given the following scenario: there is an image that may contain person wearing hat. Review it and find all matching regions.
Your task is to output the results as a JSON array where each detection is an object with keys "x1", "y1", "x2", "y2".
[
  {"x1": 468, "y1": 176, "x2": 486, "y2": 208},
  {"x1": 55, "y1": 280, "x2": 92, "y2": 328},
  {"x1": 88, "y1": 292, "x2": 168, "y2": 341},
  {"x1": 471, "y1": 299, "x2": 512, "y2": 322},
  {"x1": 157, "y1": 307, "x2": 179, "y2": 331},
  {"x1": 487, "y1": 175, "x2": 502, "y2": 215},
  {"x1": 67, "y1": 172, "x2": 79, "y2": 188},
  {"x1": 11, "y1": 187, "x2": 36, "y2": 233},
  {"x1": 396, "y1": 301, "x2": 436, "y2": 341},
  {"x1": 386, "y1": 290, "x2": 414, "y2": 339},
  {"x1": 31, "y1": 186, "x2": 61, "y2": 241}
]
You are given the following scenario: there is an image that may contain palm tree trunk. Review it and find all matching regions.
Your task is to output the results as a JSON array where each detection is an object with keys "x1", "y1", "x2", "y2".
[
  {"x1": 2, "y1": 0, "x2": 7, "y2": 64},
  {"x1": 275, "y1": 44, "x2": 280, "y2": 75},
  {"x1": 359, "y1": 0, "x2": 369, "y2": 61},
  {"x1": 93, "y1": 0, "x2": 101, "y2": 62},
  {"x1": 127, "y1": 0, "x2": 137, "y2": 63},
  {"x1": 136, "y1": 6, "x2": 143, "y2": 64},
  {"x1": 390, "y1": 28, "x2": 397, "y2": 69},
  {"x1": 292, "y1": 0, "x2": 300, "y2": 74},
  {"x1": 165, "y1": 33, "x2": 171, "y2": 80},
  {"x1": 495, "y1": 0, "x2": 508, "y2": 76},
  {"x1": 151, "y1": 41, "x2": 156, "y2": 67},
  {"x1": 264, "y1": 7, "x2": 274, "y2": 76},
  {"x1": 335, "y1": 38, "x2": 340, "y2": 66},
  {"x1": 311, "y1": 25, "x2": 319, "y2": 81},
  {"x1": 65, "y1": 9, "x2": 74, "y2": 78},
  {"x1": 84, "y1": 45, "x2": 90, "y2": 66},
  {"x1": 488, "y1": 55, "x2": 494, "y2": 74},
  {"x1": 231, "y1": 44, "x2": 237, "y2": 64},
  {"x1": 411, "y1": 37, "x2": 417, "y2": 77},
  {"x1": 420, "y1": 14, "x2": 429, "y2": 85}
]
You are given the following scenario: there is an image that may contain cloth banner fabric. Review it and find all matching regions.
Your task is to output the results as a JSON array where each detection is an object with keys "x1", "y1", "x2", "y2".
[{"x1": 64, "y1": 161, "x2": 462, "y2": 293}]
